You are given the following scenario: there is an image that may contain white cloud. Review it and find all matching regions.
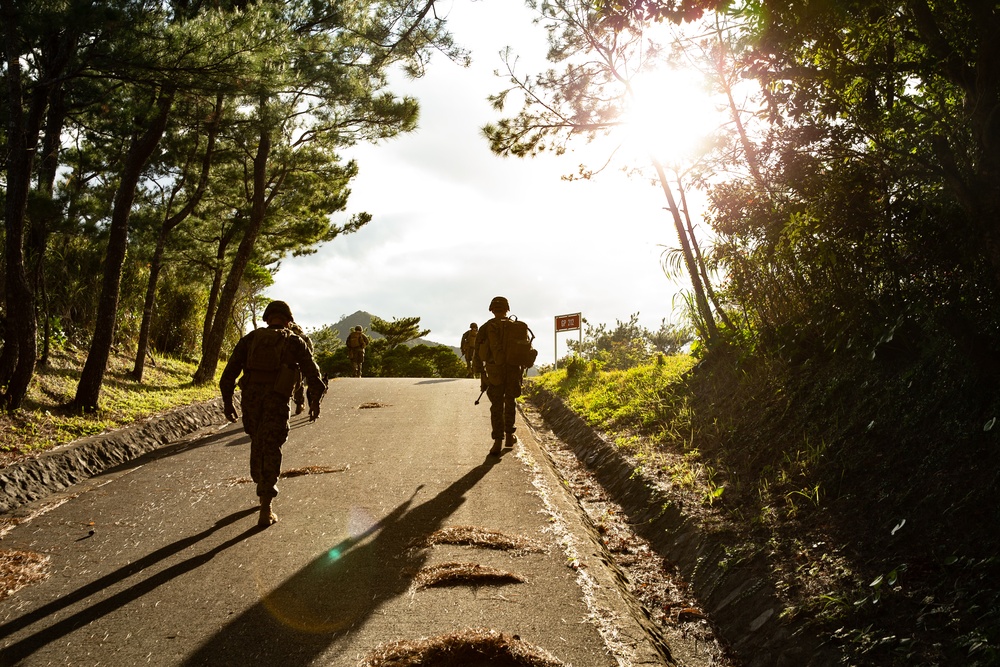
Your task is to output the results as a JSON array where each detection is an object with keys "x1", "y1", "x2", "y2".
[{"x1": 269, "y1": 0, "x2": 696, "y2": 365}]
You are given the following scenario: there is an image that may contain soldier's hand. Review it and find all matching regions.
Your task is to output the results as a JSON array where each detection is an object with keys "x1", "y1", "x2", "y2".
[{"x1": 224, "y1": 403, "x2": 238, "y2": 422}]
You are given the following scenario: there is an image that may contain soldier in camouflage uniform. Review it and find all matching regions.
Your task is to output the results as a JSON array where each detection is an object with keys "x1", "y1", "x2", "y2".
[
  {"x1": 220, "y1": 300, "x2": 325, "y2": 527},
  {"x1": 287, "y1": 321, "x2": 314, "y2": 414},
  {"x1": 461, "y1": 322, "x2": 478, "y2": 378},
  {"x1": 346, "y1": 325, "x2": 370, "y2": 378},
  {"x1": 473, "y1": 296, "x2": 523, "y2": 455}
]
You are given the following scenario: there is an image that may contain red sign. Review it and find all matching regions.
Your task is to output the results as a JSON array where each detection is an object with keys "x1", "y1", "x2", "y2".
[{"x1": 555, "y1": 313, "x2": 581, "y2": 332}]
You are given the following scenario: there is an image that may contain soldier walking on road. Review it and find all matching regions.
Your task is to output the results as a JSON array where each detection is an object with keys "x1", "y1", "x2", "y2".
[
  {"x1": 220, "y1": 300, "x2": 326, "y2": 528},
  {"x1": 473, "y1": 296, "x2": 528, "y2": 456},
  {"x1": 287, "y1": 321, "x2": 314, "y2": 414},
  {"x1": 461, "y1": 322, "x2": 478, "y2": 378},
  {"x1": 346, "y1": 325, "x2": 370, "y2": 377}
]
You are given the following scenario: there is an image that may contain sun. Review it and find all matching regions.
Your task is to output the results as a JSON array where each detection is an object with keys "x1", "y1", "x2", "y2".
[{"x1": 617, "y1": 66, "x2": 722, "y2": 164}]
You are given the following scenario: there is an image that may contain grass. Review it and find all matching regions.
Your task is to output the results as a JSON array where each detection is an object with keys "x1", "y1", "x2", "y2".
[
  {"x1": 0, "y1": 346, "x2": 220, "y2": 464},
  {"x1": 527, "y1": 345, "x2": 1000, "y2": 665}
]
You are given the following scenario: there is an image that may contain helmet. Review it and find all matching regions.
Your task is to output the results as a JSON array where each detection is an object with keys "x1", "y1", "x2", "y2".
[
  {"x1": 470, "y1": 322, "x2": 478, "y2": 329},
  {"x1": 262, "y1": 300, "x2": 293, "y2": 322},
  {"x1": 354, "y1": 326, "x2": 363, "y2": 332},
  {"x1": 489, "y1": 296, "x2": 510, "y2": 312}
]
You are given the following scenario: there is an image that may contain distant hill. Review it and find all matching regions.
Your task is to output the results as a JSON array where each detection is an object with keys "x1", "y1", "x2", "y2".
[{"x1": 325, "y1": 311, "x2": 463, "y2": 358}]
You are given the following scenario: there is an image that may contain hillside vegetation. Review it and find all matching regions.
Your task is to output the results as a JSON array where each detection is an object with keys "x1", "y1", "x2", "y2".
[
  {"x1": 0, "y1": 349, "x2": 219, "y2": 467},
  {"x1": 531, "y1": 339, "x2": 1000, "y2": 665}
]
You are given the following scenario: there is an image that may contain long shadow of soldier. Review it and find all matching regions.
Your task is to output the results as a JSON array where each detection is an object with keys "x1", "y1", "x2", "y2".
[
  {"x1": 182, "y1": 456, "x2": 500, "y2": 666},
  {"x1": 0, "y1": 508, "x2": 260, "y2": 665}
]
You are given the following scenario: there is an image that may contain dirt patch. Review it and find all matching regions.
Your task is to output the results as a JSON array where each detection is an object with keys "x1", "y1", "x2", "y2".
[
  {"x1": 413, "y1": 562, "x2": 527, "y2": 589},
  {"x1": 227, "y1": 465, "x2": 349, "y2": 485},
  {"x1": 360, "y1": 627, "x2": 565, "y2": 667},
  {"x1": 280, "y1": 465, "x2": 350, "y2": 478},
  {"x1": 0, "y1": 550, "x2": 50, "y2": 602},
  {"x1": 409, "y1": 526, "x2": 547, "y2": 554}
]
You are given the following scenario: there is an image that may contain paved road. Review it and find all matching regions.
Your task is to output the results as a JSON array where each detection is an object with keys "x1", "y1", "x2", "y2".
[{"x1": 0, "y1": 378, "x2": 668, "y2": 666}]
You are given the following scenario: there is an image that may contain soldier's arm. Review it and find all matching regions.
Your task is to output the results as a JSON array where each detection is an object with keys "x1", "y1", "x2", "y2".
[{"x1": 219, "y1": 336, "x2": 249, "y2": 420}]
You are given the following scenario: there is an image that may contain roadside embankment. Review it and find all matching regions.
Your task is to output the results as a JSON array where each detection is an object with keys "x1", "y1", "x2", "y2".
[
  {"x1": 0, "y1": 398, "x2": 228, "y2": 514},
  {"x1": 526, "y1": 386, "x2": 843, "y2": 667}
]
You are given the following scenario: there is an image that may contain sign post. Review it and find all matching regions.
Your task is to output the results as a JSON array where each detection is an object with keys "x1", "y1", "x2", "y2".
[{"x1": 554, "y1": 313, "x2": 582, "y2": 370}]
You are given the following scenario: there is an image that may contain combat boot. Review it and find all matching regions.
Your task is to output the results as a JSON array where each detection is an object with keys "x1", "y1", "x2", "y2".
[
  {"x1": 505, "y1": 433, "x2": 518, "y2": 448},
  {"x1": 258, "y1": 498, "x2": 278, "y2": 527},
  {"x1": 489, "y1": 438, "x2": 503, "y2": 455}
]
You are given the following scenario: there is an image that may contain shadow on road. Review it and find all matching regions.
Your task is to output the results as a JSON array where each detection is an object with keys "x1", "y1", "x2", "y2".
[
  {"x1": 181, "y1": 457, "x2": 500, "y2": 665},
  {"x1": 92, "y1": 425, "x2": 250, "y2": 478},
  {"x1": 0, "y1": 508, "x2": 259, "y2": 665}
]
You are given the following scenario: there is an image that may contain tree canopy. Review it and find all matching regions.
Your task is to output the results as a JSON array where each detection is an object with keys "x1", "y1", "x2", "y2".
[
  {"x1": 0, "y1": 0, "x2": 465, "y2": 410},
  {"x1": 486, "y1": 0, "x2": 1000, "y2": 367}
]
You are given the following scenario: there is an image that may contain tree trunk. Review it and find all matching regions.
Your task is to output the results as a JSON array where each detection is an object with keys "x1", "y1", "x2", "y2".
[
  {"x1": 73, "y1": 86, "x2": 175, "y2": 412},
  {"x1": 32, "y1": 86, "x2": 67, "y2": 368},
  {"x1": 192, "y1": 123, "x2": 273, "y2": 384},
  {"x1": 199, "y1": 212, "x2": 242, "y2": 360},
  {"x1": 677, "y1": 174, "x2": 734, "y2": 332},
  {"x1": 131, "y1": 94, "x2": 222, "y2": 382},
  {"x1": 1, "y1": 0, "x2": 50, "y2": 409},
  {"x1": 652, "y1": 157, "x2": 719, "y2": 344}
]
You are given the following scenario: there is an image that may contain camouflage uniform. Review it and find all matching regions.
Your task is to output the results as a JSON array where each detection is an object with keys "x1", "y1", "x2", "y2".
[
  {"x1": 473, "y1": 296, "x2": 524, "y2": 455},
  {"x1": 461, "y1": 323, "x2": 478, "y2": 378},
  {"x1": 287, "y1": 321, "x2": 314, "y2": 413},
  {"x1": 220, "y1": 311, "x2": 324, "y2": 505},
  {"x1": 346, "y1": 326, "x2": 370, "y2": 377}
]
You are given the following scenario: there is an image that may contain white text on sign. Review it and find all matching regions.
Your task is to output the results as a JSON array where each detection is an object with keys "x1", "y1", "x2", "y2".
[{"x1": 555, "y1": 313, "x2": 581, "y2": 332}]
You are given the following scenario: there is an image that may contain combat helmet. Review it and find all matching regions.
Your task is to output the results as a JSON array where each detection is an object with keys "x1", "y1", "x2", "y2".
[
  {"x1": 262, "y1": 300, "x2": 293, "y2": 322},
  {"x1": 470, "y1": 322, "x2": 478, "y2": 329},
  {"x1": 489, "y1": 296, "x2": 510, "y2": 312}
]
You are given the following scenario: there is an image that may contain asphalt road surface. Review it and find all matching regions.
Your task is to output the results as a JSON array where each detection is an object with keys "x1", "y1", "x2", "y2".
[{"x1": 0, "y1": 378, "x2": 668, "y2": 666}]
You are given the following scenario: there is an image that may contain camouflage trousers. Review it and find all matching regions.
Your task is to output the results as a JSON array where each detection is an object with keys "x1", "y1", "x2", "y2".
[
  {"x1": 349, "y1": 348, "x2": 365, "y2": 377},
  {"x1": 486, "y1": 367, "x2": 522, "y2": 440},
  {"x1": 240, "y1": 383, "x2": 290, "y2": 499}
]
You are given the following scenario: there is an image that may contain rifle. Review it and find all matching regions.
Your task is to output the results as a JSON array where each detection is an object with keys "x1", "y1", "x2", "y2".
[{"x1": 474, "y1": 389, "x2": 486, "y2": 405}]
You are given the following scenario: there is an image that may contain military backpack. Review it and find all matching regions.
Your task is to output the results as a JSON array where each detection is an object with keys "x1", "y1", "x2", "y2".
[
  {"x1": 483, "y1": 316, "x2": 538, "y2": 369},
  {"x1": 245, "y1": 327, "x2": 298, "y2": 397},
  {"x1": 246, "y1": 328, "x2": 289, "y2": 372},
  {"x1": 347, "y1": 330, "x2": 366, "y2": 349}
]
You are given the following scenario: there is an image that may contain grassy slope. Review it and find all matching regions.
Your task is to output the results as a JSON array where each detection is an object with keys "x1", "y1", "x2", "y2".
[
  {"x1": 0, "y1": 348, "x2": 220, "y2": 467},
  {"x1": 531, "y1": 347, "x2": 1000, "y2": 665}
]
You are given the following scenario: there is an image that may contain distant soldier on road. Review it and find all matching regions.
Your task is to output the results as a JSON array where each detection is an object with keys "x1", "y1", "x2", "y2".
[
  {"x1": 220, "y1": 300, "x2": 326, "y2": 527},
  {"x1": 346, "y1": 325, "x2": 370, "y2": 377},
  {"x1": 474, "y1": 296, "x2": 534, "y2": 456},
  {"x1": 461, "y1": 322, "x2": 479, "y2": 378}
]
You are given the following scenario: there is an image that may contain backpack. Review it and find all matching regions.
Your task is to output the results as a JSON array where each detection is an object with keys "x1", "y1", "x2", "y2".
[
  {"x1": 347, "y1": 330, "x2": 365, "y2": 349},
  {"x1": 461, "y1": 329, "x2": 476, "y2": 354},
  {"x1": 485, "y1": 316, "x2": 538, "y2": 368},
  {"x1": 246, "y1": 328, "x2": 290, "y2": 372}
]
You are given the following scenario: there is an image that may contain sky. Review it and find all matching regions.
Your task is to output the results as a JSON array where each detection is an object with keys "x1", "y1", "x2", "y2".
[{"x1": 267, "y1": 0, "x2": 707, "y2": 367}]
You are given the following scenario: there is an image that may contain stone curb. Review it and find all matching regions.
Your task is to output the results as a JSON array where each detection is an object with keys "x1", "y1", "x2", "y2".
[
  {"x1": 526, "y1": 386, "x2": 843, "y2": 667},
  {"x1": 0, "y1": 398, "x2": 228, "y2": 514}
]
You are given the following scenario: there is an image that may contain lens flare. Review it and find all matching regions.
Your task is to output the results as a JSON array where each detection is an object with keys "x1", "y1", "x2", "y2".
[{"x1": 251, "y1": 506, "x2": 383, "y2": 634}]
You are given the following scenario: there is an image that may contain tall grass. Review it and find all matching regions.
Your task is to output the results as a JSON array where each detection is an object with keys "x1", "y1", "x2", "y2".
[{"x1": 532, "y1": 354, "x2": 696, "y2": 437}]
